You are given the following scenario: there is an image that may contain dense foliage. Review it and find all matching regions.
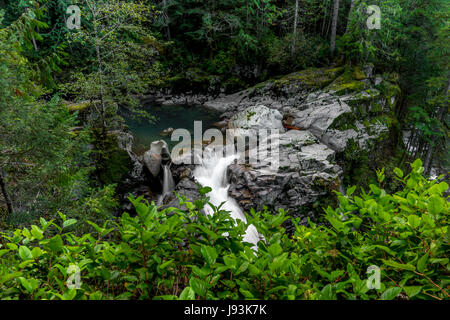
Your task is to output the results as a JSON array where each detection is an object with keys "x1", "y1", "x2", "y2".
[
  {"x1": 0, "y1": 161, "x2": 448, "y2": 300},
  {"x1": 0, "y1": 0, "x2": 448, "y2": 301}
]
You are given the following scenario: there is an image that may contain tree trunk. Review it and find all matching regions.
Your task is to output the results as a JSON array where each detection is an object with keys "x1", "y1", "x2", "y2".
[
  {"x1": 424, "y1": 78, "x2": 450, "y2": 175},
  {"x1": 321, "y1": 0, "x2": 329, "y2": 36},
  {"x1": 162, "y1": 0, "x2": 171, "y2": 40},
  {"x1": 291, "y1": 0, "x2": 299, "y2": 57},
  {"x1": 330, "y1": 0, "x2": 340, "y2": 55},
  {"x1": 87, "y1": 0, "x2": 107, "y2": 135},
  {"x1": 0, "y1": 169, "x2": 14, "y2": 217},
  {"x1": 345, "y1": 0, "x2": 355, "y2": 33}
]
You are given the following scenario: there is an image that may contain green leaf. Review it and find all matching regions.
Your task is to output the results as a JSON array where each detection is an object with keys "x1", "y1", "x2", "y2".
[
  {"x1": 213, "y1": 265, "x2": 230, "y2": 275},
  {"x1": 0, "y1": 249, "x2": 9, "y2": 258},
  {"x1": 381, "y1": 287, "x2": 402, "y2": 300},
  {"x1": 427, "y1": 195, "x2": 444, "y2": 215},
  {"x1": 223, "y1": 255, "x2": 237, "y2": 269},
  {"x1": 327, "y1": 216, "x2": 346, "y2": 233},
  {"x1": 199, "y1": 186, "x2": 212, "y2": 195},
  {"x1": 347, "y1": 185, "x2": 357, "y2": 196},
  {"x1": 320, "y1": 284, "x2": 334, "y2": 300},
  {"x1": 31, "y1": 225, "x2": 44, "y2": 240},
  {"x1": 191, "y1": 265, "x2": 210, "y2": 278},
  {"x1": 235, "y1": 261, "x2": 249, "y2": 275},
  {"x1": 393, "y1": 167, "x2": 403, "y2": 178},
  {"x1": 159, "y1": 259, "x2": 174, "y2": 270},
  {"x1": 48, "y1": 235, "x2": 64, "y2": 253},
  {"x1": 102, "y1": 250, "x2": 115, "y2": 263},
  {"x1": 179, "y1": 287, "x2": 195, "y2": 300},
  {"x1": 18, "y1": 246, "x2": 33, "y2": 261},
  {"x1": 57, "y1": 211, "x2": 67, "y2": 222},
  {"x1": 89, "y1": 291, "x2": 103, "y2": 300},
  {"x1": 437, "y1": 182, "x2": 449, "y2": 193},
  {"x1": 0, "y1": 272, "x2": 22, "y2": 284},
  {"x1": 407, "y1": 215, "x2": 421, "y2": 229},
  {"x1": 201, "y1": 245, "x2": 218, "y2": 266},
  {"x1": 411, "y1": 159, "x2": 423, "y2": 172},
  {"x1": 267, "y1": 243, "x2": 283, "y2": 257},
  {"x1": 239, "y1": 288, "x2": 254, "y2": 299},
  {"x1": 6, "y1": 243, "x2": 18, "y2": 250},
  {"x1": 417, "y1": 254, "x2": 428, "y2": 273},
  {"x1": 189, "y1": 277, "x2": 208, "y2": 297},
  {"x1": 403, "y1": 286, "x2": 422, "y2": 298},
  {"x1": 269, "y1": 252, "x2": 289, "y2": 272},
  {"x1": 18, "y1": 277, "x2": 33, "y2": 292},
  {"x1": 31, "y1": 247, "x2": 43, "y2": 259},
  {"x1": 62, "y1": 288, "x2": 77, "y2": 300},
  {"x1": 382, "y1": 259, "x2": 416, "y2": 271},
  {"x1": 63, "y1": 219, "x2": 77, "y2": 228}
]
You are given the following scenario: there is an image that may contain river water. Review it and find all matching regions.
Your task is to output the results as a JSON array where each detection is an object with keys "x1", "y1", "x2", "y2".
[{"x1": 122, "y1": 104, "x2": 221, "y2": 155}]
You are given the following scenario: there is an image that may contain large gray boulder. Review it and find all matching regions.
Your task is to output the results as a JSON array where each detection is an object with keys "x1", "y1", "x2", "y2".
[
  {"x1": 143, "y1": 140, "x2": 170, "y2": 177},
  {"x1": 228, "y1": 105, "x2": 285, "y2": 132},
  {"x1": 228, "y1": 129, "x2": 341, "y2": 224}
]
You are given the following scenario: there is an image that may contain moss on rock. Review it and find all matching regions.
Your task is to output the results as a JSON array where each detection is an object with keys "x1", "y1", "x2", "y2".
[
  {"x1": 379, "y1": 80, "x2": 401, "y2": 110},
  {"x1": 67, "y1": 101, "x2": 91, "y2": 113},
  {"x1": 272, "y1": 66, "x2": 344, "y2": 90},
  {"x1": 353, "y1": 66, "x2": 367, "y2": 80}
]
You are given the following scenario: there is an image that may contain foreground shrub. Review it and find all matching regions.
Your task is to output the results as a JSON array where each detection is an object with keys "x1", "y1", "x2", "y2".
[{"x1": 0, "y1": 159, "x2": 448, "y2": 300}]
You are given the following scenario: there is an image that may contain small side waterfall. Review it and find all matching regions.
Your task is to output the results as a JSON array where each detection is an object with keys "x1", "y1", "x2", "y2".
[
  {"x1": 193, "y1": 149, "x2": 261, "y2": 247},
  {"x1": 162, "y1": 163, "x2": 175, "y2": 195},
  {"x1": 157, "y1": 163, "x2": 175, "y2": 205}
]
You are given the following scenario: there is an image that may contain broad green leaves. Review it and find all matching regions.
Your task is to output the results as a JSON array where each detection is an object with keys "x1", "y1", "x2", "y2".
[
  {"x1": 178, "y1": 287, "x2": 195, "y2": 300},
  {"x1": 18, "y1": 246, "x2": 33, "y2": 261},
  {"x1": 381, "y1": 287, "x2": 402, "y2": 300},
  {"x1": 427, "y1": 195, "x2": 444, "y2": 215},
  {"x1": 0, "y1": 161, "x2": 448, "y2": 300},
  {"x1": 201, "y1": 245, "x2": 218, "y2": 266}
]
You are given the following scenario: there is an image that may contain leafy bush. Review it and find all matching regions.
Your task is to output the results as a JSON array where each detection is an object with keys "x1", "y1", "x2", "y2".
[{"x1": 0, "y1": 160, "x2": 448, "y2": 300}]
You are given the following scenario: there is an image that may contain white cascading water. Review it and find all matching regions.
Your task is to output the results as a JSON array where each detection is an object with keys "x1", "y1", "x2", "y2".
[
  {"x1": 193, "y1": 149, "x2": 261, "y2": 248},
  {"x1": 162, "y1": 163, "x2": 175, "y2": 195},
  {"x1": 158, "y1": 163, "x2": 175, "y2": 205}
]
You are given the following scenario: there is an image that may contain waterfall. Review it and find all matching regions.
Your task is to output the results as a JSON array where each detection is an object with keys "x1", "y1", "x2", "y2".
[
  {"x1": 193, "y1": 149, "x2": 261, "y2": 248},
  {"x1": 157, "y1": 163, "x2": 175, "y2": 205},
  {"x1": 162, "y1": 163, "x2": 175, "y2": 195}
]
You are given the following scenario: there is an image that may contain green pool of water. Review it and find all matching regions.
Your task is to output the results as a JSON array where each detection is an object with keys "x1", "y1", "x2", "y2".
[{"x1": 123, "y1": 104, "x2": 222, "y2": 155}]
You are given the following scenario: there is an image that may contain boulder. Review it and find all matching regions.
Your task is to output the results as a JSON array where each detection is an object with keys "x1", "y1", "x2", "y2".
[
  {"x1": 143, "y1": 140, "x2": 170, "y2": 177},
  {"x1": 228, "y1": 129, "x2": 342, "y2": 224},
  {"x1": 160, "y1": 127, "x2": 175, "y2": 137},
  {"x1": 228, "y1": 105, "x2": 285, "y2": 133}
]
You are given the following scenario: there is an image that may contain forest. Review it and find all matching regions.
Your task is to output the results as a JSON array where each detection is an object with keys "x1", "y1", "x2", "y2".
[{"x1": 0, "y1": 0, "x2": 448, "y2": 301}]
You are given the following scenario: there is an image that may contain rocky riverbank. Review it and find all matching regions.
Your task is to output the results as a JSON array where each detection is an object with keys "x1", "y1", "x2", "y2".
[{"x1": 118, "y1": 64, "x2": 401, "y2": 223}]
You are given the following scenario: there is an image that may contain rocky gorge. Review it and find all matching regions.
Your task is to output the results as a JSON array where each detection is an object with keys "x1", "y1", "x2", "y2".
[{"x1": 118, "y1": 64, "x2": 401, "y2": 226}]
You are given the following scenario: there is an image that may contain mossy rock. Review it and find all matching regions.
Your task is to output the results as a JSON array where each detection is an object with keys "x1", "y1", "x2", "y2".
[
  {"x1": 353, "y1": 66, "x2": 367, "y2": 80},
  {"x1": 326, "y1": 66, "x2": 368, "y2": 96},
  {"x1": 384, "y1": 72, "x2": 400, "y2": 83},
  {"x1": 67, "y1": 101, "x2": 91, "y2": 113},
  {"x1": 379, "y1": 81, "x2": 401, "y2": 110},
  {"x1": 272, "y1": 66, "x2": 344, "y2": 90},
  {"x1": 346, "y1": 89, "x2": 384, "y2": 115},
  {"x1": 327, "y1": 79, "x2": 366, "y2": 96},
  {"x1": 329, "y1": 112, "x2": 358, "y2": 131}
]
